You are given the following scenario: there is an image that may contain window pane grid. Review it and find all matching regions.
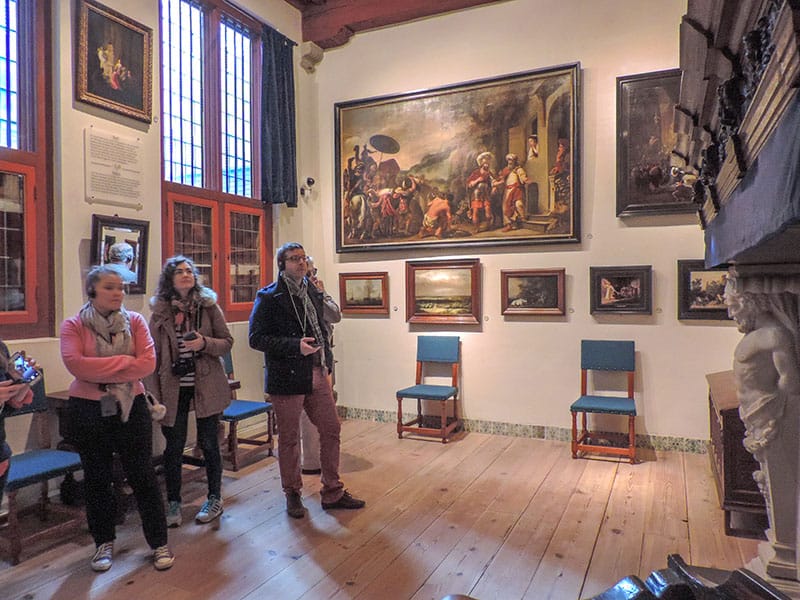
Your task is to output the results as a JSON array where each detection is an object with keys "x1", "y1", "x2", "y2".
[
  {"x1": 0, "y1": 170, "x2": 25, "y2": 311},
  {"x1": 228, "y1": 211, "x2": 259, "y2": 303},
  {"x1": 162, "y1": 0, "x2": 203, "y2": 187},
  {"x1": 173, "y1": 202, "x2": 213, "y2": 288},
  {"x1": 220, "y1": 20, "x2": 251, "y2": 198},
  {"x1": 0, "y1": 0, "x2": 19, "y2": 150}
]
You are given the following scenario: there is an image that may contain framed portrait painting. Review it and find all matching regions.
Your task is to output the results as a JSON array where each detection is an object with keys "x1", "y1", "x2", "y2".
[
  {"x1": 616, "y1": 69, "x2": 691, "y2": 216},
  {"x1": 336, "y1": 63, "x2": 581, "y2": 252},
  {"x1": 590, "y1": 265, "x2": 652, "y2": 315},
  {"x1": 75, "y1": 0, "x2": 153, "y2": 123},
  {"x1": 90, "y1": 214, "x2": 149, "y2": 295},
  {"x1": 406, "y1": 259, "x2": 481, "y2": 324},
  {"x1": 339, "y1": 272, "x2": 389, "y2": 315},
  {"x1": 677, "y1": 260, "x2": 731, "y2": 320},
  {"x1": 501, "y1": 268, "x2": 565, "y2": 315}
]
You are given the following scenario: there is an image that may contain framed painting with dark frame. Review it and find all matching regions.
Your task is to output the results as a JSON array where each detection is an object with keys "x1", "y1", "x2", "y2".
[
  {"x1": 339, "y1": 272, "x2": 389, "y2": 315},
  {"x1": 501, "y1": 268, "x2": 565, "y2": 315},
  {"x1": 90, "y1": 214, "x2": 149, "y2": 295},
  {"x1": 590, "y1": 265, "x2": 652, "y2": 315},
  {"x1": 336, "y1": 63, "x2": 580, "y2": 252},
  {"x1": 616, "y1": 68, "x2": 691, "y2": 216},
  {"x1": 677, "y1": 259, "x2": 731, "y2": 320},
  {"x1": 406, "y1": 259, "x2": 481, "y2": 324},
  {"x1": 75, "y1": 0, "x2": 153, "y2": 123}
]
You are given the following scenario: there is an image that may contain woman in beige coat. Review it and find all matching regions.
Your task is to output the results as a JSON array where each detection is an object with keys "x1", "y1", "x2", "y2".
[{"x1": 147, "y1": 255, "x2": 233, "y2": 527}]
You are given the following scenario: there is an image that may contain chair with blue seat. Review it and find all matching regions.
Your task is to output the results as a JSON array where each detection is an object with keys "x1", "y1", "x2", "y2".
[
  {"x1": 0, "y1": 377, "x2": 84, "y2": 564},
  {"x1": 220, "y1": 352, "x2": 274, "y2": 471},
  {"x1": 570, "y1": 340, "x2": 637, "y2": 464},
  {"x1": 397, "y1": 336, "x2": 462, "y2": 443}
]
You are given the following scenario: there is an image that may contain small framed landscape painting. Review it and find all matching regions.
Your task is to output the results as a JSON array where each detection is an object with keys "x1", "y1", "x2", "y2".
[
  {"x1": 405, "y1": 259, "x2": 481, "y2": 324},
  {"x1": 677, "y1": 260, "x2": 730, "y2": 320},
  {"x1": 590, "y1": 265, "x2": 652, "y2": 315},
  {"x1": 500, "y1": 268, "x2": 565, "y2": 315},
  {"x1": 339, "y1": 272, "x2": 389, "y2": 315}
]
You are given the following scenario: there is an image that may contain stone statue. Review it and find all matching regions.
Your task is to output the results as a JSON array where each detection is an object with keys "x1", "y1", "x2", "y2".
[{"x1": 726, "y1": 283, "x2": 800, "y2": 582}]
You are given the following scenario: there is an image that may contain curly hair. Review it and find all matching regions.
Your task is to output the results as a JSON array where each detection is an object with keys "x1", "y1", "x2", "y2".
[{"x1": 153, "y1": 255, "x2": 203, "y2": 302}]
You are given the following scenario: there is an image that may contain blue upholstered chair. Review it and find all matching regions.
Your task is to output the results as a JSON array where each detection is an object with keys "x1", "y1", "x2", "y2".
[
  {"x1": 396, "y1": 336, "x2": 461, "y2": 443},
  {"x1": 1, "y1": 377, "x2": 84, "y2": 564},
  {"x1": 220, "y1": 352, "x2": 274, "y2": 471},
  {"x1": 570, "y1": 340, "x2": 637, "y2": 463}
]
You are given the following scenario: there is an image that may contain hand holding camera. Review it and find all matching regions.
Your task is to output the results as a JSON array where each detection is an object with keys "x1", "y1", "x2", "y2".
[
  {"x1": 181, "y1": 330, "x2": 205, "y2": 352},
  {"x1": 300, "y1": 337, "x2": 321, "y2": 355}
]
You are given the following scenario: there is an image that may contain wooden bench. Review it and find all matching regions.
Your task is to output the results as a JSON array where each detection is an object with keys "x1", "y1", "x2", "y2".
[{"x1": 0, "y1": 378, "x2": 84, "y2": 564}]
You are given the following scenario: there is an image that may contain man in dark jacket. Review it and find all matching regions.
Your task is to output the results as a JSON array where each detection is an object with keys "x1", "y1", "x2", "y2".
[{"x1": 249, "y1": 242, "x2": 364, "y2": 518}]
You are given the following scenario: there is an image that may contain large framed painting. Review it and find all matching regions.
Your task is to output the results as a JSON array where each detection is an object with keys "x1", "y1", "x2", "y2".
[
  {"x1": 339, "y1": 272, "x2": 390, "y2": 315},
  {"x1": 616, "y1": 69, "x2": 691, "y2": 217},
  {"x1": 90, "y1": 214, "x2": 149, "y2": 295},
  {"x1": 75, "y1": 0, "x2": 153, "y2": 123},
  {"x1": 589, "y1": 265, "x2": 652, "y2": 315},
  {"x1": 336, "y1": 63, "x2": 581, "y2": 252},
  {"x1": 501, "y1": 268, "x2": 565, "y2": 315},
  {"x1": 677, "y1": 260, "x2": 731, "y2": 321},
  {"x1": 406, "y1": 259, "x2": 481, "y2": 324}
]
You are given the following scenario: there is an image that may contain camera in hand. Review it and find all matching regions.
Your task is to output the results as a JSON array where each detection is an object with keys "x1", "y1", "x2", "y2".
[
  {"x1": 8, "y1": 351, "x2": 42, "y2": 385},
  {"x1": 171, "y1": 356, "x2": 196, "y2": 377},
  {"x1": 183, "y1": 331, "x2": 198, "y2": 341}
]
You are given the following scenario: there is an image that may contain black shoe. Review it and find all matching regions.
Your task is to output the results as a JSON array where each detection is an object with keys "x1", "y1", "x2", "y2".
[
  {"x1": 301, "y1": 468, "x2": 322, "y2": 475},
  {"x1": 322, "y1": 490, "x2": 365, "y2": 511},
  {"x1": 286, "y1": 492, "x2": 306, "y2": 519}
]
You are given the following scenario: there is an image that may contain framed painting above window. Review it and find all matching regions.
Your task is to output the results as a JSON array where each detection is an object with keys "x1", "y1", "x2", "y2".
[
  {"x1": 501, "y1": 268, "x2": 565, "y2": 316},
  {"x1": 616, "y1": 69, "x2": 690, "y2": 216},
  {"x1": 75, "y1": 0, "x2": 153, "y2": 123},
  {"x1": 339, "y1": 272, "x2": 389, "y2": 315},
  {"x1": 336, "y1": 63, "x2": 580, "y2": 252},
  {"x1": 590, "y1": 265, "x2": 652, "y2": 315},
  {"x1": 90, "y1": 214, "x2": 149, "y2": 295},
  {"x1": 406, "y1": 259, "x2": 481, "y2": 324},
  {"x1": 677, "y1": 260, "x2": 731, "y2": 320}
]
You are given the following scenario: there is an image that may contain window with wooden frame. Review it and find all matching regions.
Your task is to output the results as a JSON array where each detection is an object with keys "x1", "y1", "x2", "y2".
[
  {"x1": 160, "y1": 0, "x2": 270, "y2": 319},
  {"x1": 0, "y1": 1, "x2": 53, "y2": 339}
]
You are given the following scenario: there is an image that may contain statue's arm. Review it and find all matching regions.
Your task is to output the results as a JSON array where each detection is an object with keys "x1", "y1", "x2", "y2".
[{"x1": 771, "y1": 331, "x2": 800, "y2": 396}]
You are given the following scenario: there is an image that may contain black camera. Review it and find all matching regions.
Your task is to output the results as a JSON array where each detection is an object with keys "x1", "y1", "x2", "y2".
[{"x1": 171, "y1": 357, "x2": 195, "y2": 377}]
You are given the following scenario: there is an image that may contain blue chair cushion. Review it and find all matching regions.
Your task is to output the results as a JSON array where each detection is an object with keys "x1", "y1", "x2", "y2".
[
  {"x1": 397, "y1": 384, "x2": 457, "y2": 401},
  {"x1": 7, "y1": 449, "x2": 82, "y2": 491},
  {"x1": 570, "y1": 395, "x2": 636, "y2": 416},
  {"x1": 222, "y1": 399, "x2": 273, "y2": 422}
]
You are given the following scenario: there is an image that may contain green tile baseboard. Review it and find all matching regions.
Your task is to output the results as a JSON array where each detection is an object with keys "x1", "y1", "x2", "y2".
[{"x1": 336, "y1": 405, "x2": 708, "y2": 454}]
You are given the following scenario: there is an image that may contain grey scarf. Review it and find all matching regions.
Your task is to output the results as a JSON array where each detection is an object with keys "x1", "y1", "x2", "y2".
[
  {"x1": 79, "y1": 302, "x2": 136, "y2": 422},
  {"x1": 282, "y1": 272, "x2": 326, "y2": 369}
]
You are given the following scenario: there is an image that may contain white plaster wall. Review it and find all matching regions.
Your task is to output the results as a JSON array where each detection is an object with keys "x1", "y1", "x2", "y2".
[{"x1": 289, "y1": 0, "x2": 742, "y2": 441}]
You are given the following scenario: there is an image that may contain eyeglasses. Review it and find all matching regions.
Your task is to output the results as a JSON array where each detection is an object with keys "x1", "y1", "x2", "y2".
[{"x1": 285, "y1": 255, "x2": 308, "y2": 263}]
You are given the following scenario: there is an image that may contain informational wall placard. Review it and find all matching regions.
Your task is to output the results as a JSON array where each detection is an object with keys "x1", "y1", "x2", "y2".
[{"x1": 84, "y1": 127, "x2": 144, "y2": 210}]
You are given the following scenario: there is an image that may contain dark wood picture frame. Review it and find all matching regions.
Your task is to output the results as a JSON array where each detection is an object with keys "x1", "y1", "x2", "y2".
[
  {"x1": 76, "y1": 0, "x2": 153, "y2": 123},
  {"x1": 590, "y1": 265, "x2": 652, "y2": 315},
  {"x1": 338, "y1": 272, "x2": 390, "y2": 315},
  {"x1": 90, "y1": 214, "x2": 149, "y2": 295},
  {"x1": 501, "y1": 268, "x2": 565, "y2": 315},
  {"x1": 616, "y1": 69, "x2": 690, "y2": 216},
  {"x1": 336, "y1": 63, "x2": 580, "y2": 252},
  {"x1": 677, "y1": 260, "x2": 731, "y2": 321},
  {"x1": 406, "y1": 259, "x2": 481, "y2": 324}
]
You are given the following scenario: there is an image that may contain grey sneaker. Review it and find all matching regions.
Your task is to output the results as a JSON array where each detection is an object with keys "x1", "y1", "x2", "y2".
[
  {"x1": 195, "y1": 495, "x2": 224, "y2": 523},
  {"x1": 153, "y1": 545, "x2": 175, "y2": 571},
  {"x1": 91, "y1": 541, "x2": 114, "y2": 572},
  {"x1": 166, "y1": 501, "x2": 182, "y2": 528}
]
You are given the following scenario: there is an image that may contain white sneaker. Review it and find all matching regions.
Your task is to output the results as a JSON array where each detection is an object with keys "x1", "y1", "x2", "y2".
[
  {"x1": 91, "y1": 541, "x2": 114, "y2": 572},
  {"x1": 195, "y1": 495, "x2": 224, "y2": 523},
  {"x1": 166, "y1": 501, "x2": 182, "y2": 527},
  {"x1": 153, "y1": 545, "x2": 175, "y2": 571}
]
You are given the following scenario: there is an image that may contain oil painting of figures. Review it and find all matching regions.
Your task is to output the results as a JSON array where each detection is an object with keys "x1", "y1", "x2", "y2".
[{"x1": 335, "y1": 64, "x2": 580, "y2": 252}]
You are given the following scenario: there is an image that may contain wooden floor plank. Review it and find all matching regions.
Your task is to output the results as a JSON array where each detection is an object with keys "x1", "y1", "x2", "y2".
[{"x1": 0, "y1": 420, "x2": 772, "y2": 600}]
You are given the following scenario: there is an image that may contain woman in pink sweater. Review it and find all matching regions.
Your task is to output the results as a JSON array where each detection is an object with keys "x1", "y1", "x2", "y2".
[{"x1": 60, "y1": 264, "x2": 174, "y2": 573}]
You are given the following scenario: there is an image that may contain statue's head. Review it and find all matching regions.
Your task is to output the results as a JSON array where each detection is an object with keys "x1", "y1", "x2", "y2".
[{"x1": 725, "y1": 279, "x2": 769, "y2": 333}]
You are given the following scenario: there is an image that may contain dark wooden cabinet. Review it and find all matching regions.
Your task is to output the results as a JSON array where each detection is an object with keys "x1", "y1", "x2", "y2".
[{"x1": 707, "y1": 370, "x2": 767, "y2": 538}]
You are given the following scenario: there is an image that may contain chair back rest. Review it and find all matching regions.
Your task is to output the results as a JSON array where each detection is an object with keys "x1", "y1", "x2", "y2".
[
  {"x1": 221, "y1": 351, "x2": 234, "y2": 377},
  {"x1": 581, "y1": 340, "x2": 634, "y2": 372},
  {"x1": 417, "y1": 336, "x2": 460, "y2": 363}
]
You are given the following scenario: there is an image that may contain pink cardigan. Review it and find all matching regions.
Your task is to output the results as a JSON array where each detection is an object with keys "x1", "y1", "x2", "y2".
[{"x1": 60, "y1": 311, "x2": 156, "y2": 401}]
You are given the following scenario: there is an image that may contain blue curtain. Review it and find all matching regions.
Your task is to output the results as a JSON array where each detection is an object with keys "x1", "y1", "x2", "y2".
[{"x1": 261, "y1": 26, "x2": 297, "y2": 206}]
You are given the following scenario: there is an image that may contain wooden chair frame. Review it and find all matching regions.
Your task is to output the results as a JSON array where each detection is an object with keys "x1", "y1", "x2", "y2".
[{"x1": 570, "y1": 340, "x2": 637, "y2": 464}]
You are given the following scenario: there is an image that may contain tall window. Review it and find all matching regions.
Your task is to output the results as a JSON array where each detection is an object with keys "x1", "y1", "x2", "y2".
[
  {"x1": 160, "y1": 0, "x2": 268, "y2": 321},
  {"x1": 0, "y1": 0, "x2": 51, "y2": 339}
]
